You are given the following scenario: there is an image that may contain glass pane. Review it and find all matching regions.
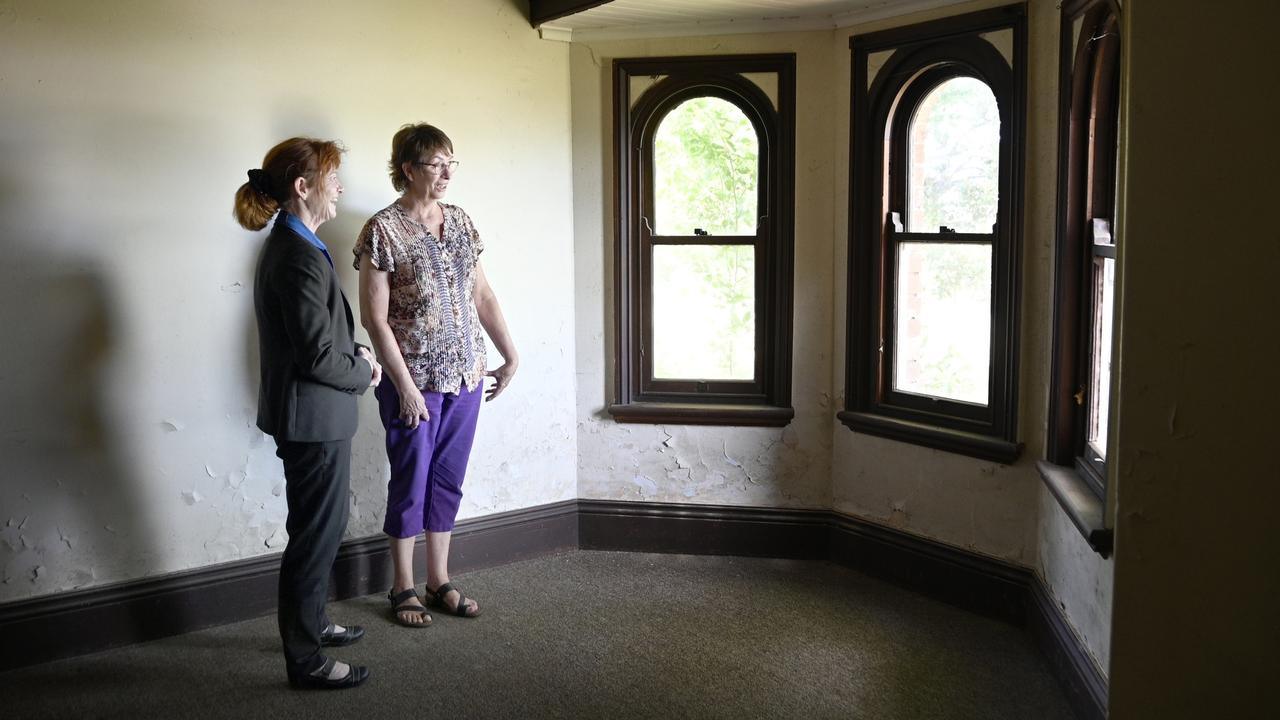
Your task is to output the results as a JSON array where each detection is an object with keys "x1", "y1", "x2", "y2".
[
  {"x1": 652, "y1": 245, "x2": 755, "y2": 380},
  {"x1": 653, "y1": 97, "x2": 759, "y2": 236},
  {"x1": 907, "y1": 77, "x2": 1000, "y2": 234},
  {"x1": 893, "y1": 242, "x2": 991, "y2": 404},
  {"x1": 1087, "y1": 257, "x2": 1115, "y2": 458}
]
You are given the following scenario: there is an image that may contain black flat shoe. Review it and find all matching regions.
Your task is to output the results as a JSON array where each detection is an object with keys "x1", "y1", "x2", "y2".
[
  {"x1": 289, "y1": 659, "x2": 370, "y2": 690},
  {"x1": 319, "y1": 623, "x2": 365, "y2": 647}
]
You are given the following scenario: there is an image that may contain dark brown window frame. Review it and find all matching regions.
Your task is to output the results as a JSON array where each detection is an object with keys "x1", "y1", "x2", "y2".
[
  {"x1": 608, "y1": 55, "x2": 796, "y2": 427},
  {"x1": 1038, "y1": 0, "x2": 1121, "y2": 557},
  {"x1": 839, "y1": 5, "x2": 1027, "y2": 464}
]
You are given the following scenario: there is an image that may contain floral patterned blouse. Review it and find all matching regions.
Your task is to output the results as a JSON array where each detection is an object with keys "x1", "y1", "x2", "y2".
[{"x1": 353, "y1": 202, "x2": 486, "y2": 394}]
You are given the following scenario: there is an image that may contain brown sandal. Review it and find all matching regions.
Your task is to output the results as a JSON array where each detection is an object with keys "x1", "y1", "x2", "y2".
[
  {"x1": 426, "y1": 582, "x2": 481, "y2": 618},
  {"x1": 387, "y1": 588, "x2": 432, "y2": 627}
]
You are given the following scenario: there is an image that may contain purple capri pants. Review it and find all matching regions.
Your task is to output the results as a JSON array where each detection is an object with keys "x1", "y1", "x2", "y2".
[{"x1": 376, "y1": 376, "x2": 482, "y2": 537}]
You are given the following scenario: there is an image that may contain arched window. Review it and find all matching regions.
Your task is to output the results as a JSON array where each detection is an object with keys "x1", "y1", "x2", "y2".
[
  {"x1": 1040, "y1": 0, "x2": 1121, "y2": 556},
  {"x1": 611, "y1": 56, "x2": 795, "y2": 426},
  {"x1": 895, "y1": 76, "x2": 1000, "y2": 405},
  {"x1": 651, "y1": 97, "x2": 759, "y2": 382},
  {"x1": 842, "y1": 7, "x2": 1026, "y2": 462}
]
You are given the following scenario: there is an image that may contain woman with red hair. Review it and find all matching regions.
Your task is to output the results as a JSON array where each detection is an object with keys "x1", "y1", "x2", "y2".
[{"x1": 234, "y1": 137, "x2": 380, "y2": 690}]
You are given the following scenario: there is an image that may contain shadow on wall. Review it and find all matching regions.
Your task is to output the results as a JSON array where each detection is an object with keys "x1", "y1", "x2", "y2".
[
  {"x1": 0, "y1": 263, "x2": 172, "y2": 630},
  {"x1": 0, "y1": 123, "x2": 172, "y2": 621}
]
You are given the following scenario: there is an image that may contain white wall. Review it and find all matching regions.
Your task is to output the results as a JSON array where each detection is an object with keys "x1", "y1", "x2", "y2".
[
  {"x1": 1109, "y1": 1, "x2": 1279, "y2": 715},
  {"x1": 0, "y1": 0, "x2": 577, "y2": 601},
  {"x1": 571, "y1": 30, "x2": 836, "y2": 511}
]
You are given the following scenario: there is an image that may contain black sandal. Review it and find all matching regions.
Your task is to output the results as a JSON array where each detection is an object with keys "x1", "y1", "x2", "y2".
[
  {"x1": 387, "y1": 588, "x2": 432, "y2": 627},
  {"x1": 426, "y1": 582, "x2": 481, "y2": 618}
]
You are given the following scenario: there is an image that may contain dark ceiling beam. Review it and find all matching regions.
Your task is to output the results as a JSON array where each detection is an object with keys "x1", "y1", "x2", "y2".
[{"x1": 529, "y1": 0, "x2": 615, "y2": 27}]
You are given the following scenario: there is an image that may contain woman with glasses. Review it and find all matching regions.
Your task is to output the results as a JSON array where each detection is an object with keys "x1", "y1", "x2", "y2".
[{"x1": 354, "y1": 123, "x2": 518, "y2": 628}]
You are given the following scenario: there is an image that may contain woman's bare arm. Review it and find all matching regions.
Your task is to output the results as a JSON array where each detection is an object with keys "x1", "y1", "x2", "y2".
[{"x1": 473, "y1": 261, "x2": 518, "y2": 401}]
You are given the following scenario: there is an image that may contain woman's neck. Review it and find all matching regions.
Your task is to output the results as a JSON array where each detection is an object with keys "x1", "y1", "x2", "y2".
[
  {"x1": 281, "y1": 199, "x2": 321, "y2": 233},
  {"x1": 397, "y1": 192, "x2": 439, "y2": 223}
]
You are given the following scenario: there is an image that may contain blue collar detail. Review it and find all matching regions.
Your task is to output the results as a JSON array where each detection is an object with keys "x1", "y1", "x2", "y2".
[{"x1": 276, "y1": 210, "x2": 333, "y2": 268}]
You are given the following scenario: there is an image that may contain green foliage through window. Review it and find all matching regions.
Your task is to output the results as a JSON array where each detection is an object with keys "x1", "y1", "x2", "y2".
[
  {"x1": 653, "y1": 97, "x2": 759, "y2": 236},
  {"x1": 907, "y1": 77, "x2": 999, "y2": 234}
]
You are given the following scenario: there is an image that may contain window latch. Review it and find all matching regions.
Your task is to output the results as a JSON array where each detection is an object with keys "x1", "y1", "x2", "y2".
[
  {"x1": 1074, "y1": 388, "x2": 1085, "y2": 406},
  {"x1": 939, "y1": 225, "x2": 956, "y2": 233},
  {"x1": 693, "y1": 228, "x2": 709, "y2": 236}
]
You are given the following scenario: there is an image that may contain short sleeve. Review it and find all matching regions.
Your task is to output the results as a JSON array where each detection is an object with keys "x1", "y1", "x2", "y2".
[
  {"x1": 460, "y1": 208, "x2": 484, "y2": 266},
  {"x1": 353, "y1": 217, "x2": 394, "y2": 272}
]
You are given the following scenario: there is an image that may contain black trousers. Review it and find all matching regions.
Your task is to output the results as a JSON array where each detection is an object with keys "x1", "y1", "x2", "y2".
[{"x1": 274, "y1": 438, "x2": 351, "y2": 678}]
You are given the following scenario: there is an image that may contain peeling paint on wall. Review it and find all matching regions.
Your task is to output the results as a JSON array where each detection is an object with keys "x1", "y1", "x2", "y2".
[
  {"x1": 264, "y1": 526, "x2": 287, "y2": 549},
  {"x1": 578, "y1": 419, "x2": 830, "y2": 509}
]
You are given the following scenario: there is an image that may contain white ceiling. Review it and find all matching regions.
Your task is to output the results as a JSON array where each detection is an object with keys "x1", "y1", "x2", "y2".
[{"x1": 539, "y1": 0, "x2": 972, "y2": 41}]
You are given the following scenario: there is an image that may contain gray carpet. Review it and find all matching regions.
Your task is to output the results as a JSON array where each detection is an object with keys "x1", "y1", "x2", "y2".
[{"x1": 0, "y1": 551, "x2": 1074, "y2": 719}]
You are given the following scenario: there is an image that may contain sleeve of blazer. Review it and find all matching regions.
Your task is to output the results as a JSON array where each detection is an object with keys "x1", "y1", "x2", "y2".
[{"x1": 274, "y1": 249, "x2": 372, "y2": 394}]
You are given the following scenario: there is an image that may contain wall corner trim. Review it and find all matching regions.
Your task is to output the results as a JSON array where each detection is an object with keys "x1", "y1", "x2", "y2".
[{"x1": 539, "y1": 25, "x2": 573, "y2": 42}]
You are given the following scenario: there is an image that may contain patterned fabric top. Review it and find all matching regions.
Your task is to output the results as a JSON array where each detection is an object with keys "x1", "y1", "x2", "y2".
[{"x1": 353, "y1": 202, "x2": 486, "y2": 394}]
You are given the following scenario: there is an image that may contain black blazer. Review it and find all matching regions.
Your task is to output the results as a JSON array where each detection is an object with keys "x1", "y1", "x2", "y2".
[{"x1": 254, "y1": 222, "x2": 371, "y2": 443}]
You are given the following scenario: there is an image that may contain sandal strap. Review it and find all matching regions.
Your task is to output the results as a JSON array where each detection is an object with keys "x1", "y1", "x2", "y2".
[
  {"x1": 452, "y1": 594, "x2": 474, "y2": 617},
  {"x1": 430, "y1": 583, "x2": 476, "y2": 617},
  {"x1": 388, "y1": 587, "x2": 420, "y2": 609}
]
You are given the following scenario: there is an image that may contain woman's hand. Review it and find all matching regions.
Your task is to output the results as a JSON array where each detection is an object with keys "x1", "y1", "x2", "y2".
[
  {"x1": 398, "y1": 386, "x2": 430, "y2": 429},
  {"x1": 484, "y1": 361, "x2": 517, "y2": 402},
  {"x1": 357, "y1": 347, "x2": 382, "y2": 387}
]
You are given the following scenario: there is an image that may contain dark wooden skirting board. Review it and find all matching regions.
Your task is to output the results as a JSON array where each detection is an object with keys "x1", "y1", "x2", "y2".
[
  {"x1": 0, "y1": 498, "x2": 1106, "y2": 719},
  {"x1": 581, "y1": 499, "x2": 1028, "y2": 623},
  {"x1": 0, "y1": 500, "x2": 578, "y2": 673},
  {"x1": 826, "y1": 511, "x2": 1030, "y2": 626},
  {"x1": 1028, "y1": 576, "x2": 1109, "y2": 720},
  {"x1": 578, "y1": 499, "x2": 829, "y2": 559}
]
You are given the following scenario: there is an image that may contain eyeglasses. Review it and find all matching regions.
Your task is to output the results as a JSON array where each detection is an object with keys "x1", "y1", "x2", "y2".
[{"x1": 413, "y1": 160, "x2": 459, "y2": 175}]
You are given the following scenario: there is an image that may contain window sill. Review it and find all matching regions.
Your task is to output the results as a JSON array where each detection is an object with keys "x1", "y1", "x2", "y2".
[
  {"x1": 1036, "y1": 460, "x2": 1112, "y2": 558},
  {"x1": 608, "y1": 403, "x2": 794, "y2": 427},
  {"x1": 836, "y1": 410, "x2": 1022, "y2": 464}
]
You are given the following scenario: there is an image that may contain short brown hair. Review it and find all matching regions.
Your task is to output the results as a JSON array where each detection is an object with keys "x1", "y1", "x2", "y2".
[
  {"x1": 388, "y1": 123, "x2": 454, "y2": 193},
  {"x1": 233, "y1": 137, "x2": 344, "y2": 231}
]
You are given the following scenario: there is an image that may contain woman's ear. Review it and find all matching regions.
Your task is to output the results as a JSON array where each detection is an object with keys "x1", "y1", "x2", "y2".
[
  {"x1": 292, "y1": 175, "x2": 309, "y2": 200},
  {"x1": 400, "y1": 161, "x2": 416, "y2": 187}
]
